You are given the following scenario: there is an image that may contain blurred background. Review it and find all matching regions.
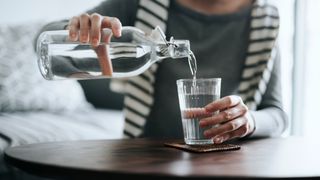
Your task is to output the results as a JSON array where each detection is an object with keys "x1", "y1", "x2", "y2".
[{"x1": 0, "y1": 0, "x2": 319, "y2": 137}]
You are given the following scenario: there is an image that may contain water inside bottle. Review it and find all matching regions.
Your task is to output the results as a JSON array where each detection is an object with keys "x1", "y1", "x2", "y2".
[
  {"x1": 41, "y1": 41, "x2": 193, "y2": 80},
  {"x1": 44, "y1": 42, "x2": 157, "y2": 79}
]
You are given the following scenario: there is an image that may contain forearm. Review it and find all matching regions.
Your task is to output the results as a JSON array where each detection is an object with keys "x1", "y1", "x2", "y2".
[{"x1": 250, "y1": 107, "x2": 289, "y2": 138}]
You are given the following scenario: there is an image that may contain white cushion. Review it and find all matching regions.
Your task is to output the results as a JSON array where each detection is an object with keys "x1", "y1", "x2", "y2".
[
  {"x1": 0, "y1": 109, "x2": 124, "y2": 174},
  {"x1": 0, "y1": 22, "x2": 93, "y2": 112},
  {"x1": 0, "y1": 109, "x2": 124, "y2": 150}
]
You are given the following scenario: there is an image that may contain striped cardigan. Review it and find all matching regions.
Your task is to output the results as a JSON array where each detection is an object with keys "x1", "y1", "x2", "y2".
[{"x1": 110, "y1": 0, "x2": 280, "y2": 138}]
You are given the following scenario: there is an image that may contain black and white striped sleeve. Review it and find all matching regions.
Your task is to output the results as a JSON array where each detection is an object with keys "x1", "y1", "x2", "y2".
[{"x1": 250, "y1": 45, "x2": 289, "y2": 138}]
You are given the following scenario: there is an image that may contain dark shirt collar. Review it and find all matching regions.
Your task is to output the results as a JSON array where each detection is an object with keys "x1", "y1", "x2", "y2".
[{"x1": 171, "y1": 0, "x2": 252, "y2": 22}]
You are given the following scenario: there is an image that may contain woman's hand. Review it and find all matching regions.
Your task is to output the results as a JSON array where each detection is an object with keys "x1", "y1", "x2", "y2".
[
  {"x1": 67, "y1": 13, "x2": 122, "y2": 46},
  {"x1": 66, "y1": 13, "x2": 122, "y2": 76},
  {"x1": 199, "y1": 95, "x2": 255, "y2": 144}
]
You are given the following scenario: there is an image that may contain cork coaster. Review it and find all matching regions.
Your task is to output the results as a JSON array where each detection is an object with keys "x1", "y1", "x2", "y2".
[{"x1": 164, "y1": 141, "x2": 241, "y2": 153}]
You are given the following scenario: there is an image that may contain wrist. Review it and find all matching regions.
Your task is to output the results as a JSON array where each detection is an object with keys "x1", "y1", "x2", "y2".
[
  {"x1": 247, "y1": 111, "x2": 256, "y2": 137},
  {"x1": 242, "y1": 111, "x2": 256, "y2": 139}
]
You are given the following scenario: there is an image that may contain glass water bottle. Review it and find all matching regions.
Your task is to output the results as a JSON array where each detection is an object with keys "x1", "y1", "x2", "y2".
[{"x1": 37, "y1": 26, "x2": 191, "y2": 80}]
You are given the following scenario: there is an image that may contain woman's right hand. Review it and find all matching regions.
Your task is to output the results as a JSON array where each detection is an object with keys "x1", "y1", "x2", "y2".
[
  {"x1": 66, "y1": 13, "x2": 122, "y2": 76},
  {"x1": 67, "y1": 13, "x2": 122, "y2": 47}
]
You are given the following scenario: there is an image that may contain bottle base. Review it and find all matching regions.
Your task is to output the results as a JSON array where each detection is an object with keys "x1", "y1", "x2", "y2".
[{"x1": 184, "y1": 138, "x2": 214, "y2": 145}]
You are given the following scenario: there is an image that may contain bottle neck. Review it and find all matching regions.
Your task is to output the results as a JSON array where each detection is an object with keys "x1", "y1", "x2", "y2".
[
  {"x1": 170, "y1": 39, "x2": 190, "y2": 59},
  {"x1": 155, "y1": 39, "x2": 190, "y2": 61}
]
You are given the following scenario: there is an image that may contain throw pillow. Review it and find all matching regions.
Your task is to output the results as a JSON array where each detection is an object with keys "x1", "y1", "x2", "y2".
[{"x1": 0, "y1": 22, "x2": 93, "y2": 112}]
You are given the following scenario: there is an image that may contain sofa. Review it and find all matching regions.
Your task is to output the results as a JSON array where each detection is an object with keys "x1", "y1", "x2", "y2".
[{"x1": 0, "y1": 22, "x2": 125, "y2": 179}]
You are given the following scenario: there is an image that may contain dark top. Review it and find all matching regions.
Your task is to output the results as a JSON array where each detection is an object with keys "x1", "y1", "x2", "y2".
[{"x1": 144, "y1": 0, "x2": 251, "y2": 138}]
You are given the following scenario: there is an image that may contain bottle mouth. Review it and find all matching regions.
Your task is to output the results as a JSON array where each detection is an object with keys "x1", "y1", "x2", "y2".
[{"x1": 168, "y1": 38, "x2": 190, "y2": 58}]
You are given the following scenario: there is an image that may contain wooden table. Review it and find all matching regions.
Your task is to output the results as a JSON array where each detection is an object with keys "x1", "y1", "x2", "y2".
[{"x1": 4, "y1": 137, "x2": 320, "y2": 179}]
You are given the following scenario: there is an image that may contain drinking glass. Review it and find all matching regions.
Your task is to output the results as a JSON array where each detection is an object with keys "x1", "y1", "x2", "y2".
[{"x1": 176, "y1": 78, "x2": 221, "y2": 145}]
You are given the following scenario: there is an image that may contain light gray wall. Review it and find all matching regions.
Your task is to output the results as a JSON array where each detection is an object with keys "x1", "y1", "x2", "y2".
[{"x1": 0, "y1": 0, "x2": 104, "y2": 24}]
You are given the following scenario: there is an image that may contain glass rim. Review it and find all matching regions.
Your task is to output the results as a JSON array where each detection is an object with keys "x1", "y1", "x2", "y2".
[{"x1": 176, "y1": 78, "x2": 221, "y2": 84}]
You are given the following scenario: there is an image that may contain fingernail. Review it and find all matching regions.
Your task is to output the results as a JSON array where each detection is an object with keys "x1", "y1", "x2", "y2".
[
  {"x1": 117, "y1": 29, "x2": 122, "y2": 37},
  {"x1": 81, "y1": 35, "x2": 88, "y2": 42},
  {"x1": 69, "y1": 33, "x2": 77, "y2": 41},
  {"x1": 113, "y1": 32, "x2": 120, "y2": 38},
  {"x1": 92, "y1": 39, "x2": 98, "y2": 46},
  {"x1": 214, "y1": 137, "x2": 223, "y2": 144},
  {"x1": 226, "y1": 111, "x2": 232, "y2": 120}
]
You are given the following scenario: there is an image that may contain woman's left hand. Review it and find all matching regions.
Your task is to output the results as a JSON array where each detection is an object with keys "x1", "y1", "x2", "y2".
[{"x1": 199, "y1": 95, "x2": 255, "y2": 144}]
